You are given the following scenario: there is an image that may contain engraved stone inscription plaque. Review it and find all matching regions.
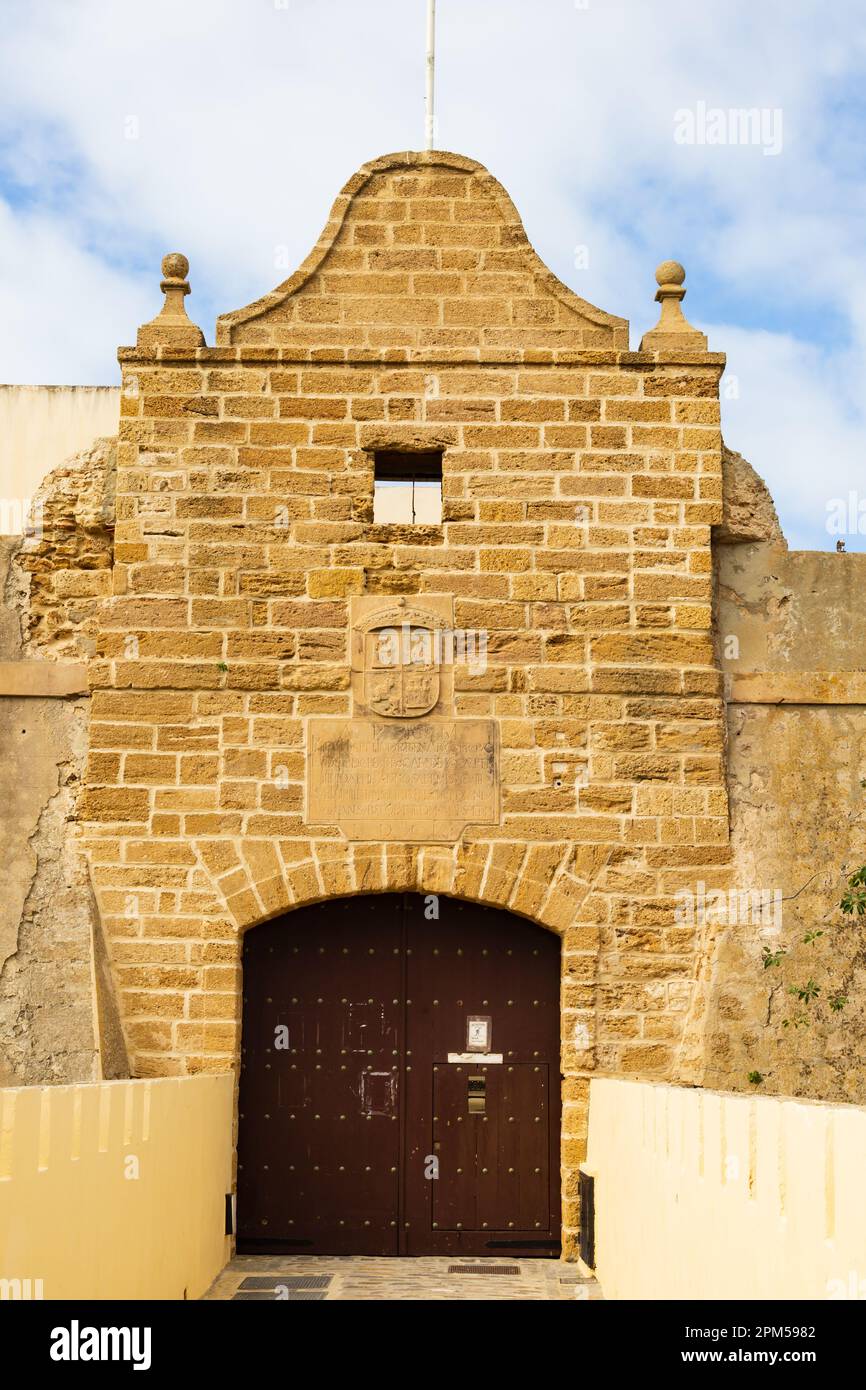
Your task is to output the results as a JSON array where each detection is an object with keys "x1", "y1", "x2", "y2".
[{"x1": 306, "y1": 719, "x2": 499, "y2": 842}]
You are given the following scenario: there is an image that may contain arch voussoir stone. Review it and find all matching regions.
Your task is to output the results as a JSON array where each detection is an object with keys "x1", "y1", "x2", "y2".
[{"x1": 313, "y1": 838, "x2": 355, "y2": 898}]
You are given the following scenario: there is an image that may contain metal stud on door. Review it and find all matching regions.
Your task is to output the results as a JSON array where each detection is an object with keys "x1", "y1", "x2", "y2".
[
  {"x1": 431, "y1": 1064, "x2": 550, "y2": 1235},
  {"x1": 404, "y1": 898, "x2": 561, "y2": 1256},
  {"x1": 237, "y1": 894, "x2": 561, "y2": 1257},
  {"x1": 237, "y1": 896, "x2": 404, "y2": 1255}
]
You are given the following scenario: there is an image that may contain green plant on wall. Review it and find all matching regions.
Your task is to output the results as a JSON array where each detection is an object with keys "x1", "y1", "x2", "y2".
[
  {"x1": 761, "y1": 945, "x2": 786, "y2": 969},
  {"x1": 750, "y1": 861, "x2": 864, "y2": 1078},
  {"x1": 840, "y1": 864, "x2": 866, "y2": 917},
  {"x1": 765, "y1": 867, "x2": 864, "y2": 1018}
]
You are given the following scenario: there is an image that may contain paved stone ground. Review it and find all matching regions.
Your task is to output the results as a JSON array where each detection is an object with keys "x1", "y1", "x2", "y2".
[{"x1": 204, "y1": 1255, "x2": 603, "y2": 1301}]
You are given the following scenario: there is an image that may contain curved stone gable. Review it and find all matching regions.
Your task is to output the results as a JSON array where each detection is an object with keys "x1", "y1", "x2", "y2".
[{"x1": 216, "y1": 150, "x2": 628, "y2": 351}]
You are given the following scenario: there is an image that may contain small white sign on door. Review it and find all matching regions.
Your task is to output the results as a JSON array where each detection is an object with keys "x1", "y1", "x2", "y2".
[{"x1": 466, "y1": 1014, "x2": 492, "y2": 1053}]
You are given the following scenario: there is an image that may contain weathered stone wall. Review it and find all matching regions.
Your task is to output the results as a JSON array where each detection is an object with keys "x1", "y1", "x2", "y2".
[
  {"x1": 0, "y1": 538, "x2": 98, "y2": 1083},
  {"x1": 716, "y1": 444, "x2": 784, "y2": 548},
  {"x1": 711, "y1": 702, "x2": 866, "y2": 1101},
  {"x1": 719, "y1": 542, "x2": 866, "y2": 672},
  {"x1": 692, "y1": 542, "x2": 866, "y2": 1102},
  {"x1": 0, "y1": 439, "x2": 127, "y2": 1085},
  {"x1": 79, "y1": 151, "x2": 731, "y2": 1252},
  {"x1": 14, "y1": 437, "x2": 116, "y2": 660}
]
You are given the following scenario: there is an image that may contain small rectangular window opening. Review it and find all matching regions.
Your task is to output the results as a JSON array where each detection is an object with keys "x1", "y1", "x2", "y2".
[{"x1": 373, "y1": 450, "x2": 443, "y2": 525}]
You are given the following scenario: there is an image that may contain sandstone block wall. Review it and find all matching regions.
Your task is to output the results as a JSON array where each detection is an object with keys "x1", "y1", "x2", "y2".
[
  {"x1": 2, "y1": 148, "x2": 864, "y2": 1256},
  {"x1": 77, "y1": 153, "x2": 732, "y2": 1251}
]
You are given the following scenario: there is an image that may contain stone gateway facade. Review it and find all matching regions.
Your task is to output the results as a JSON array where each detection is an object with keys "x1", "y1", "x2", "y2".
[{"x1": 3, "y1": 150, "x2": 866, "y2": 1257}]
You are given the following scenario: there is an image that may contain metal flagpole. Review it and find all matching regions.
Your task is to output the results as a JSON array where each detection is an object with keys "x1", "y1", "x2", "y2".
[{"x1": 425, "y1": 0, "x2": 436, "y2": 150}]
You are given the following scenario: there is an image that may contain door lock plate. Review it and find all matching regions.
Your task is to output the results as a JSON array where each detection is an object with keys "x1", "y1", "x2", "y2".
[{"x1": 468, "y1": 1075, "x2": 486, "y2": 1114}]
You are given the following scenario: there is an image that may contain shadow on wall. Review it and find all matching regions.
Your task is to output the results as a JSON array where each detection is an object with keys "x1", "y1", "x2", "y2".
[
  {"x1": 0, "y1": 1075, "x2": 233, "y2": 1298},
  {"x1": 585, "y1": 1079, "x2": 866, "y2": 1300}
]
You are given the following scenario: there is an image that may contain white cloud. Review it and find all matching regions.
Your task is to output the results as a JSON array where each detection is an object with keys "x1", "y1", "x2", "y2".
[
  {"x1": 0, "y1": 200, "x2": 152, "y2": 383},
  {"x1": 0, "y1": 0, "x2": 865, "y2": 546},
  {"x1": 711, "y1": 324, "x2": 866, "y2": 549}
]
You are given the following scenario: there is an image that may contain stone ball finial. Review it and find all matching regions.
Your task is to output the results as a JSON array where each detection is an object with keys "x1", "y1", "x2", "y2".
[
  {"x1": 136, "y1": 250, "x2": 204, "y2": 349},
  {"x1": 655, "y1": 259, "x2": 686, "y2": 287},
  {"x1": 162, "y1": 252, "x2": 190, "y2": 281},
  {"x1": 641, "y1": 256, "x2": 707, "y2": 351}
]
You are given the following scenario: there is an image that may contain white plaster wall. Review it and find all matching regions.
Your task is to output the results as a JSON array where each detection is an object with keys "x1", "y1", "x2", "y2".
[
  {"x1": 0, "y1": 386, "x2": 120, "y2": 533},
  {"x1": 0, "y1": 1075, "x2": 233, "y2": 1299},
  {"x1": 585, "y1": 1078, "x2": 866, "y2": 1300}
]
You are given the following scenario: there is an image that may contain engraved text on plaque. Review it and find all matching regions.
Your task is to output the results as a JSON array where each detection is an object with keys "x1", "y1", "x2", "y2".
[{"x1": 306, "y1": 719, "x2": 499, "y2": 842}]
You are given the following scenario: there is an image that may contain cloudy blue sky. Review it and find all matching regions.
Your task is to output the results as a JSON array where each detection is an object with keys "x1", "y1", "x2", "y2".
[{"x1": 1, "y1": 0, "x2": 865, "y2": 548}]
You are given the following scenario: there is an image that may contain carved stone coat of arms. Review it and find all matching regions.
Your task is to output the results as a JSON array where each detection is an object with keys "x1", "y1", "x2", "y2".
[{"x1": 350, "y1": 596, "x2": 454, "y2": 719}]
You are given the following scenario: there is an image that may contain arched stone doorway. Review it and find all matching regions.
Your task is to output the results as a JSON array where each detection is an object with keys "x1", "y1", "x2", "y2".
[{"x1": 237, "y1": 893, "x2": 561, "y2": 1257}]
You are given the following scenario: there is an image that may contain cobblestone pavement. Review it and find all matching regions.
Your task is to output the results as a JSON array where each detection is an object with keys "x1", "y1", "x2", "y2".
[{"x1": 204, "y1": 1255, "x2": 603, "y2": 1301}]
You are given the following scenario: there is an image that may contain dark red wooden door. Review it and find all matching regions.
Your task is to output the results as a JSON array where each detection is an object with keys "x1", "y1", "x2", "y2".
[
  {"x1": 429, "y1": 1064, "x2": 551, "y2": 1238},
  {"x1": 237, "y1": 894, "x2": 560, "y2": 1256}
]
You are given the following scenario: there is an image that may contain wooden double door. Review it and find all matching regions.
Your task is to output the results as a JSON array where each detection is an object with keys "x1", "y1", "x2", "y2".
[{"x1": 237, "y1": 893, "x2": 561, "y2": 1256}]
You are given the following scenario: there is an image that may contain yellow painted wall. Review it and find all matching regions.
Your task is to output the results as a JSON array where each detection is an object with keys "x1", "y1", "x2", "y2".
[
  {"x1": 0, "y1": 1075, "x2": 233, "y2": 1300},
  {"x1": 0, "y1": 385, "x2": 120, "y2": 533},
  {"x1": 585, "y1": 1078, "x2": 866, "y2": 1300}
]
